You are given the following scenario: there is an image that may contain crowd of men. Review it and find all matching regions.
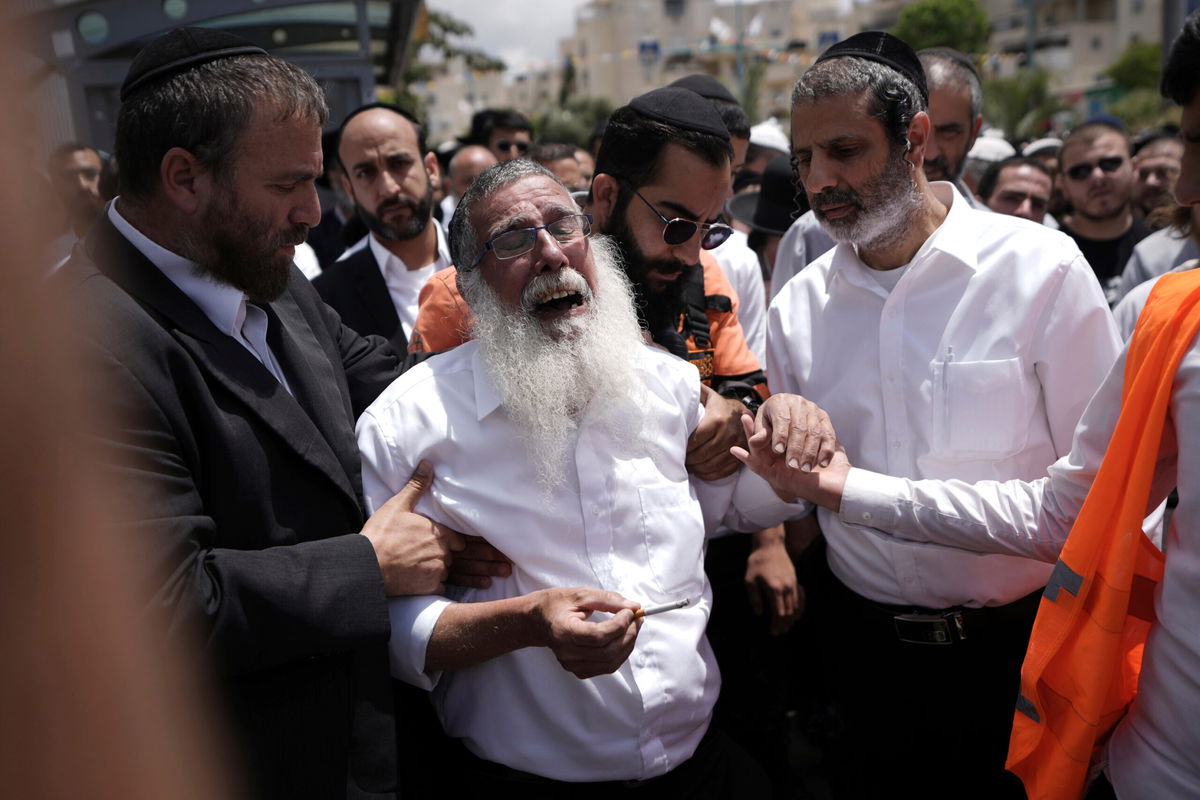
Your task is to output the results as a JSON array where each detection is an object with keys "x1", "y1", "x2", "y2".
[{"x1": 47, "y1": 15, "x2": 1200, "y2": 800}]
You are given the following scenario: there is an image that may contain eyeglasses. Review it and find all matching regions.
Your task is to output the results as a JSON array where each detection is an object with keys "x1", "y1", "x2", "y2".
[
  {"x1": 470, "y1": 213, "x2": 592, "y2": 268},
  {"x1": 1064, "y1": 156, "x2": 1125, "y2": 182},
  {"x1": 494, "y1": 138, "x2": 530, "y2": 155},
  {"x1": 625, "y1": 183, "x2": 733, "y2": 250}
]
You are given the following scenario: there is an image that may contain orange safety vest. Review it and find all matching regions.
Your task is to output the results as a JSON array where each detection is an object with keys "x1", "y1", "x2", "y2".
[{"x1": 1007, "y1": 270, "x2": 1200, "y2": 799}]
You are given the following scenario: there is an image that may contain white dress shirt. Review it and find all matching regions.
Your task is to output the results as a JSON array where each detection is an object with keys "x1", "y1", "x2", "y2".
[
  {"x1": 439, "y1": 193, "x2": 457, "y2": 223},
  {"x1": 356, "y1": 341, "x2": 802, "y2": 782},
  {"x1": 710, "y1": 229, "x2": 767, "y2": 364},
  {"x1": 840, "y1": 335, "x2": 1200, "y2": 799},
  {"x1": 771, "y1": 182, "x2": 989, "y2": 301},
  {"x1": 107, "y1": 202, "x2": 290, "y2": 389},
  {"x1": 769, "y1": 209, "x2": 835, "y2": 301},
  {"x1": 766, "y1": 182, "x2": 1121, "y2": 607},
  {"x1": 364, "y1": 222, "x2": 451, "y2": 339},
  {"x1": 1114, "y1": 259, "x2": 1200, "y2": 339},
  {"x1": 1114, "y1": 225, "x2": 1199, "y2": 303}
]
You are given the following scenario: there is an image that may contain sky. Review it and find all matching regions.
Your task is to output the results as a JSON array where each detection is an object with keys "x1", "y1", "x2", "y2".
[
  {"x1": 424, "y1": 0, "x2": 754, "y2": 75},
  {"x1": 425, "y1": 0, "x2": 592, "y2": 75}
]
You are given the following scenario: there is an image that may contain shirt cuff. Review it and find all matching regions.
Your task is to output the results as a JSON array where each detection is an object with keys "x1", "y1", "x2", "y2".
[
  {"x1": 387, "y1": 596, "x2": 452, "y2": 690},
  {"x1": 730, "y1": 468, "x2": 811, "y2": 529},
  {"x1": 838, "y1": 467, "x2": 912, "y2": 537}
]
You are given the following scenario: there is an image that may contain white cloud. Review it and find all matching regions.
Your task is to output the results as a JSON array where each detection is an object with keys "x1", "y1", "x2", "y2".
[{"x1": 426, "y1": 0, "x2": 590, "y2": 73}]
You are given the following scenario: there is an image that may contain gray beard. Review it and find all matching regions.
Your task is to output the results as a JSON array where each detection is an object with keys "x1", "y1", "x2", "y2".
[
  {"x1": 461, "y1": 235, "x2": 649, "y2": 496},
  {"x1": 820, "y1": 153, "x2": 923, "y2": 252}
]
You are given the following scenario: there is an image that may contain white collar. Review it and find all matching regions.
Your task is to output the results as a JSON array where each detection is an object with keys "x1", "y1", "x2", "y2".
[
  {"x1": 108, "y1": 200, "x2": 250, "y2": 338},
  {"x1": 367, "y1": 218, "x2": 450, "y2": 275},
  {"x1": 827, "y1": 181, "x2": 979, "y2": 295}
]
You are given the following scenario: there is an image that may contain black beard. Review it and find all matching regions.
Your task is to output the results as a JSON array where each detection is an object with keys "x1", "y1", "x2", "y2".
[
  {"x1": 357, "y1": 181, "x2": 434, "y2": 242},
  {"x1": 605, "y1": 201, "x2": 696, "y2": 344},
  {"x1": 923, "y1": 152, "x2": 964, "y2": 183},
  {"x1": 185, "y1": 190, "x2": 306, "y2": 304}
]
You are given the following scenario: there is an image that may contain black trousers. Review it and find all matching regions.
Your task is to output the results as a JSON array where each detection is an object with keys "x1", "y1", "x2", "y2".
[
  {"x1": 444, "y1": 725, "x2": 770, "y2": 799},
  {"x1": 810, "y1": 558, "x2": 1035, "y2": 800}
]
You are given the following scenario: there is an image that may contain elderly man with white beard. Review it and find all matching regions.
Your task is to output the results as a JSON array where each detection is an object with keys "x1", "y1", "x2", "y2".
[{"x1": 355, "y1": 159, "x2": 830, "y2": 798}]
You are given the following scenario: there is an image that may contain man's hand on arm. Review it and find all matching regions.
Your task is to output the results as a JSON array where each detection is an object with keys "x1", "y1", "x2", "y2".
[
  {"x1": 730, "y1": 393, "x2": 850, "y2": 510},
  {"x1": 447, "y1": 535, "x2": 513, "y2": 589},
  {"x1": 686, "y1": 384, "x2": 751, "y2": 481},
  {"x1": 745, "y1": 525, "x2": 802, "y2": 636},
  {"x1": 360, "y1": 460, "x2": 466, "y2": 595}
]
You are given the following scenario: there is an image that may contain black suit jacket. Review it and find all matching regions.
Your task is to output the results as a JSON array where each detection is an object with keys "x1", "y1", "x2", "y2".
[
  {"x1": 60, "y1": 216, "x2": 404, "y2": 799},
  {"x1": 313, "y1": 243, "x2": 409, "y2": 354}
]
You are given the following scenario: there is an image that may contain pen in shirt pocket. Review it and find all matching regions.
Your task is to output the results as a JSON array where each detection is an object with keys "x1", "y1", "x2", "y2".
[{"x1": 941, "y1": 345, "x2": 954, "y2": 433}]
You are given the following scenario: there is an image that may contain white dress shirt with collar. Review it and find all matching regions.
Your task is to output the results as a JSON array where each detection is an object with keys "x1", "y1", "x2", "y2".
[
  {"x1": 356, "y1": 341, "x2": 803, "y2": 782},
  {"x1": 364, "y1": 220, "x2": 451, "y2": 339},
  {"x1": 769, "y1": 209, "x2": 835, "y2": 301},
  {"x1": 107, "y1": 201, "x2": 290, "y2": 389},
  {"x1": 839, "y1": 337, "x2": 1200, "y2": 799},
  {"x1": 1113, "y1": 225, "x2": 1199, "y2": 304},
  {"x1": 765, "y1": 182, "x2": 1121, "y2": 608}
]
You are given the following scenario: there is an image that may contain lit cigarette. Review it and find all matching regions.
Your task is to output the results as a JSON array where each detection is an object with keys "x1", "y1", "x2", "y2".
[{"x1": 635, "y1": 598, "x2": 690, "y2": 618}]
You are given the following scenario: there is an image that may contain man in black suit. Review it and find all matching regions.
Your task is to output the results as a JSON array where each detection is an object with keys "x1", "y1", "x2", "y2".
[
  {"x1": 314, "y1": 105, "x2": 451, "y2": 353},
  {"x1": 59, "y1": 28, "x2": 467, "y2": 799}
]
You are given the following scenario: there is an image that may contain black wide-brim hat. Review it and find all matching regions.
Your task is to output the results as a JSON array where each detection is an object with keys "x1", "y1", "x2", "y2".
[{"x1": 727, "y1": 154, "x2": 797, "y2": 236}]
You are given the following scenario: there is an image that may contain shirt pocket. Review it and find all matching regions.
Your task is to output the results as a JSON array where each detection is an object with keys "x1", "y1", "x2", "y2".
[
  {"x1": 931, "y1": 357, "x2": 1033, "y2": 460},
  {"x1": 636, "y1": 483, "x2": 706, "y2": 600}
]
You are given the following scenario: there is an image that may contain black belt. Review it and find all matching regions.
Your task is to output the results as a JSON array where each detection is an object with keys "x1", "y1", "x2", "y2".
[{"x1": 863, "y1": 589, "x2": 1043, "y2": 646}]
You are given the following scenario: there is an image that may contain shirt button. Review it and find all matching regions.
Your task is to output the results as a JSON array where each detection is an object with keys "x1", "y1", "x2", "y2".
[
  {"x1": 861, "y1": 511, "x2": 873, "y2": 521},
  {"x1": 591, "y1": 505, "x2": 602, "y2": 515},
  {"x1": 892, "y1": 440, "x2": 901, "y2": 449},
  {"x1": 887, "y1": 374, "x2": 896, "y2": 383}
]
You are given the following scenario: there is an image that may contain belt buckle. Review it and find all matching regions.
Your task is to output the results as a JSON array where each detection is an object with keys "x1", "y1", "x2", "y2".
[{"x1": 893, "y1": 611, "x2": 965, "y2": 645}]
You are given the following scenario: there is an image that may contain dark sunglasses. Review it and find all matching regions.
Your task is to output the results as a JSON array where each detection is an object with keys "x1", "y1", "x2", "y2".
[
  {"x1": 494, "y1": 138, "x2": 530, "y2": 155},
  {"x1": 625, "y1": 183, "x2": 733, "y2": 250},
  {"x1": 1064, "y1": 156, "x2": 1124, "y2": 182}
]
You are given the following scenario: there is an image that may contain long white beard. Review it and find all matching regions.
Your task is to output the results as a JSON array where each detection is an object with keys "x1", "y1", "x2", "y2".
[{"x1": 462, "y1": 235, "x2": 648, "y2": 494}]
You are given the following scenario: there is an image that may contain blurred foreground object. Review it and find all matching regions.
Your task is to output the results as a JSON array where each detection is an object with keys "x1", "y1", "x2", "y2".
[{"x1": 0, "y1": 16, "x2": 233, "y2": 800}]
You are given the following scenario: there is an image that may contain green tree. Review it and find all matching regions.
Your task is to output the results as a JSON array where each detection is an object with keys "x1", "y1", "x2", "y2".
[
  {"x1": 531, "y1": 96, "x2": 614, "y2": 148},
  {"x1": 1105, "y1": 41, "x2": 1162, "y2": 91},
  {"x1": 891, "y1": 0, "x2": 989, "y2": 53},
  {"x1": 1106, "y1": 88, "x2": 1181, "y2": 132},
  {"x1": 398, "y1": 9, "x2": 506, "y2": 119},
  {"x1": 982, "y1": 69, "x2": 1072, "y2": 140},
  {"x1": 740, "y1": 58, "x2": 767, "y2": 125}
]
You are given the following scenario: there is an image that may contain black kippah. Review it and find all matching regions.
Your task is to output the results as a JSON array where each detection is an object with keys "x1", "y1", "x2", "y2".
[
  {"x1": 626, "y1": 87, "x2": 730, "y2": 141},
  {"x1": 814, "y1": 31, "x2": 929, "y2": 106},
  {"x1": 668, "y1": 74, "x2": 738, "y2": 105},
  {"x1": 121, "y1": 27, "x2": 267, "y2": 102}
]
